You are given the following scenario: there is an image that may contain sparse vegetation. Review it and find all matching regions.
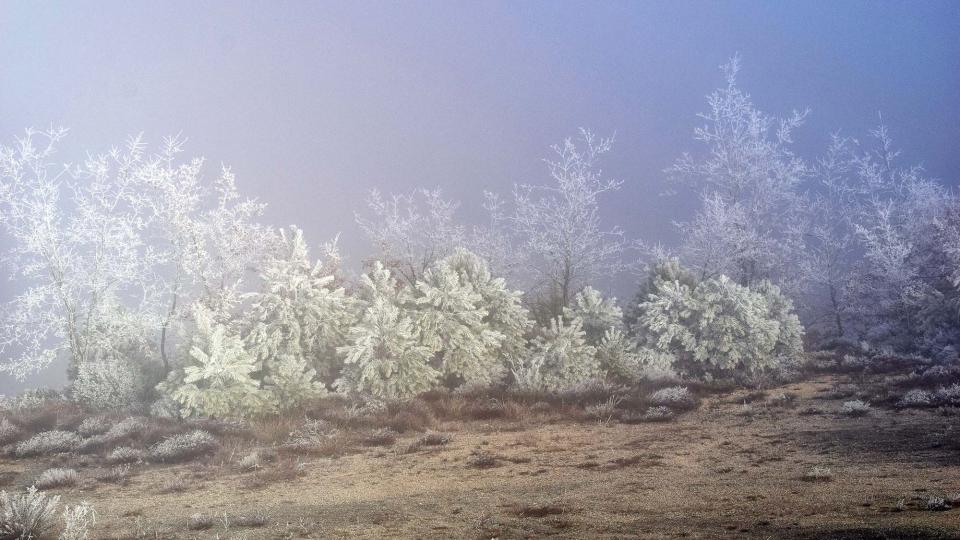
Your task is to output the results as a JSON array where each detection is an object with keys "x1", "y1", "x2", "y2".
[
  {"x1": 34, "y1": 468, "x2": 79, "y2": 490},
  {"x1": 149, "y1": 430, "x2": 218, "y2": 463}
]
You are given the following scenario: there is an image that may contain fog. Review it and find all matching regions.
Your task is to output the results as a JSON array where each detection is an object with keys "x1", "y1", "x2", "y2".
[{"x1": 1, "y1": 0, "x2": 958, "y2": 396}]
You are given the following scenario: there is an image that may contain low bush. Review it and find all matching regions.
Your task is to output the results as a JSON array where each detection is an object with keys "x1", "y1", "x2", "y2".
[
  {"x1": 0, "y1": 486, "x2": 61, "y2": 539},
  {"x1": 60, "y1": 502, "x2": 97, "y2": 540},
  {"x1": 360, "y1": 428, "x2": 398, "y2": 447},
  {"x1": 149, "y1": 430, "x2": 218, "y2": 463},
  {"x1": 106, "y1": 446, "x2": 145, "y2": 465},
  {"x1": 96, "y1": 464, "x2": 133, "y2": 485},
  {"x1": 15, "y1": 430, "x2": 81, "y2": 457},
  {"x1": 0, "y1": 418, "x2": 21, "y2": 446},
  {"x1": 803, "y1": 466, "x2": 833, "y2": 482},
  {"x1": 34, "y1": 468, "x2": 79, "y2": 490},
  {"x1": 649, "y1": 386, "x2": 697, "y2": 410},
  {"x1": 839, "y1": 400, "x2": 871, "y2": 416},
  {"x1": 76, "y1": 416, "x2": 112, "y2": 438},
  {"x1": 466, "y1": 450, "x2": 500, "y2": 469}
]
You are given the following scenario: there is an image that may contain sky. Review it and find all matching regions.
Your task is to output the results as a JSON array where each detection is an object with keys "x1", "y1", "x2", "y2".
[{"x1": 1, "y1": 0, "x2": 959, "y2": 393}]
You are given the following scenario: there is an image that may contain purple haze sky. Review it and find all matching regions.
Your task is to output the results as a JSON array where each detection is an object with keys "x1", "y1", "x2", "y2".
[{"x1": 1, "y1": 0, "x2": 959, "y2": 392}]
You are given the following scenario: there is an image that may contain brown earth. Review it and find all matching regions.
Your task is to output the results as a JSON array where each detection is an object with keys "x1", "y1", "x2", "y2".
[{"x1": 2, "y1": 375, "x2": 960, "y2": 539}]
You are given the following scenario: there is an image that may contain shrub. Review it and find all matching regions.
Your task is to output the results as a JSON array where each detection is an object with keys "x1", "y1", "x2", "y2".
[
  {"x1": 95, "y1": 464, "x2": 132, "y2": 485},
  {"x1": 839, "y1": 400, "x2": 871, "y2": 416},
  {"x1": 633, "y1": 258, "x2": 803, "y2": 378},
  {"x1": 898, "y1": 389, "x2": 935, "y2": 408},
  {"x1": 641, "y1": 406, "x2": 675, "y2": 422},
  {"x1": 466, "y1": 450, "x2": 500, "y2": 469},
  {"x1": 106, "y1": 446, "x2": 145, "y2": 465},
  {"x1": 76, "y1": 416, "x2": 112, "y2": 437},
  {"x1": 60, "y1": 503, "x2": 96, "y2": 540},
  {"x1": 15, "y1": 430, "x2": 81, "y2": 457},
  {"x1": 803, "y1": 466, "x2": 833, "y2": 482},
  {"x1": 0, "y1": 487, "x2": 60, "y2": 539},
  {"x1": 584, "y1": 396, "x2": 622, "y2": 423},
  {"x1": 335, "y1": 266, "x2": 438, "y2": 399},
  {"x1": 511, "y1": 317, "x2": 599, "y2": 391},
  {"x1": 564, "y1": 286, "x2": 623, "y2": 346},
  {"x1": 34, "y1": 468, "x2": 79, "y2": 490},
  {"x1": 77, "y1": 417, "x2": 148, "y2": 453},
  {"x1": 0, "y1": 418, "x2": 21, "y2": 446},
  {"x1": 73, "y1": 357, "x2": 145, "y2": 411},
  {"x1": 361, "y1": 428, "x2": 398, "y2": 447},
  {"x1": 149, "y1": 430, "x2": 218, "y2": 463},
  {"x1": 158, "y1": 305, "x2": 267, "y2": 419},
  {"x1": 936, "y1": 384, "x2": 960, "y2": 406},
  {"x1": 404, "y1": 432, "x2": 452, "y2": 453},
  {"x1": 649, "y1": 386, "x2": 697, "y2": 410}
]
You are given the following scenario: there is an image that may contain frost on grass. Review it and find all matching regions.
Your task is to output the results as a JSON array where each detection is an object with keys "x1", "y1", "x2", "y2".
[
  {"x1": 15, "y1": 430, "x2": 81, "y2": 457},
  {"x1": 149, "y1": 430, "x2": 218, "y2": 463}
]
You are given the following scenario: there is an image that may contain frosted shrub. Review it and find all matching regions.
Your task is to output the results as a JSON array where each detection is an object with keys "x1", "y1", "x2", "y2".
[
  {"x1": 564, "y1": 287, "x2": 623, "y2": 346},
  {"x1": 336, "y1": 266, "x2": 438, "y2": 399},
  {"x1": 106, "y1": 447, "x2": 145, "y2": 465},
  {"x1": 641, "y1": 406, "x2": 674, "y2": 422},
  {"x1": 244, "y1": 227, "x2": 352, "y2": 410},
  {"x1": 415, "y1": 249, "x2": 530, "y2": 387},
  {"x1": 79, "y1": 417, "x2": 148, "y2": 453},
  {"x1": 649, "y1": 386, "x2": 696, "y2": 410},
  {"x1": 77, "y1": 416, "x2": 112, "y2": 437},
  {"x1": 634, "y1": 258, "x2": 803, "y2": 378},
  {"x1": 898, "y1": 389, "x2": 934, "y2": 408},
  {"x1": 60, "y1": 502, "x2": 96, "y2": 540},
  {"x1": 512, "y1": 317, "x2": 598, "y2": 391},
  {"x1": 73, "y1": 357, "x2": 144, "y2": 411},
  {"x1": 15, "y1": 431, "x2": 81, "y2": 457},
  {"x1": 35, "y1": 468, "x2": 79, "y2": 490},
  {"x1": 149, "y1": 430, "x2": 218, "y2": 463},
  {"x1": 936, "y1": 384, "x2": 960, "y2": 406},
  {"x1": 839, "y1": 400, "x2": 871, "y2": 416},
  {"x1": 0, "y1": 418, "x2": 21, "y2": 446},
  {"x1": 159, "y1": 305, "x2": 266, "y2": 418},
  {"x1": 0, "y1": 487, "x2": 60, "y2": 539}
]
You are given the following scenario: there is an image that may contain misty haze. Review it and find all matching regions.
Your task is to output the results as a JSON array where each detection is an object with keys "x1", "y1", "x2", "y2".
[{"x1": 0, "y1": 1, "x2": 959, "y2": 538}]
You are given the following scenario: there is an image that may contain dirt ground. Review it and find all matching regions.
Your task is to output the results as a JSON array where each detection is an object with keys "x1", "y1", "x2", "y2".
[{"x1": 3, "y1": 374, "x2": 960, "y2": 539}]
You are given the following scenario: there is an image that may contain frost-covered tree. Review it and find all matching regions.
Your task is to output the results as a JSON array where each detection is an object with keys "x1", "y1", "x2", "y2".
[
  {"x1": 512, "y1": 316, "x2": 598, "y2": 391},
  {"x1": 671, "y1": 57, "x2": 808, "y2": 297},
  {"x1": 489, "y1": 130, "x2": 629, "y2": 318},
  {"x1": 337, "y1": 251, "x2": 529, "y2": 398},
  {"x1": 835, "y1": 126, "x2": 960, "y2": 353},
  {"x1": 634, "y1": 258, "x2": 803, "y2": 378},
  {"x1": 563, "y1": 286, "x2": 623, "y2": 345},
  {"x1": 243, "y1": 227, "x2": 355, "y2": 407},
  {"x1": 356, "y1": 188, "x2": 465, "y2": 287},
  {"x1": 0, "y1": 129, "x2": 155, "y2": 379},
  {"x1": 415, "y1": 249, "x2": 529, "y2": 386},
  {"x1": 72, "y1": 357, "x2": 145, "y2": 411},
  {"x1": 335, "y1": 264, "x2": 437, "y2": 399},
  {"x1": 159, "y1": 305, "x2": 265, "y2": 418}
]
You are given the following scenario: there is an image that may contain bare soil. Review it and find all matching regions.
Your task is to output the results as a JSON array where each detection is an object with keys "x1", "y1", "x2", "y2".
[{"x1": 3, "y1": 374, "x2": 960, "y2": 539}]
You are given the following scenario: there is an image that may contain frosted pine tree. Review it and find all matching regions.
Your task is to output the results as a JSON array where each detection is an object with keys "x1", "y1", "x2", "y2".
[
  {"x1": 564, "y1": 286, "x2": 623, "y2": 345},
  {"x1": 159, "y1": 305, "x2": 266, "y2": 418},
  {"x1": 415, "y1": 249, "x2": 531, "y2": 387},
  {"x1": 335, "y1": 263, "x2": 438, "y2": 399},
  {"x1": 513, "y1": 317, "x2": 598, "y2": 391},
  {"x1": 244, "y1": 227, "x2": 355, "y2": 408}
]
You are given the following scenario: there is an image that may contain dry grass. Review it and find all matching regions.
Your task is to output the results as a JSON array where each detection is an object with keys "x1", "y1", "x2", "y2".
[{"x1": 1, "y1": 353, "x2": 958, "y2": 538}]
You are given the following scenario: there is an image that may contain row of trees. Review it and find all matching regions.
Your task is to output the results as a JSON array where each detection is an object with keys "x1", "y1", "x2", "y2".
[{"x1": 0, "y1": 58, "x2": 956, "y2": 417}]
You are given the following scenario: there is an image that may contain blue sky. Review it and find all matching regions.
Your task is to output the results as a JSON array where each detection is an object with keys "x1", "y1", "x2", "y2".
[{"x1": 1, "y1": 0, "x2": 959, "y2": 391}]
